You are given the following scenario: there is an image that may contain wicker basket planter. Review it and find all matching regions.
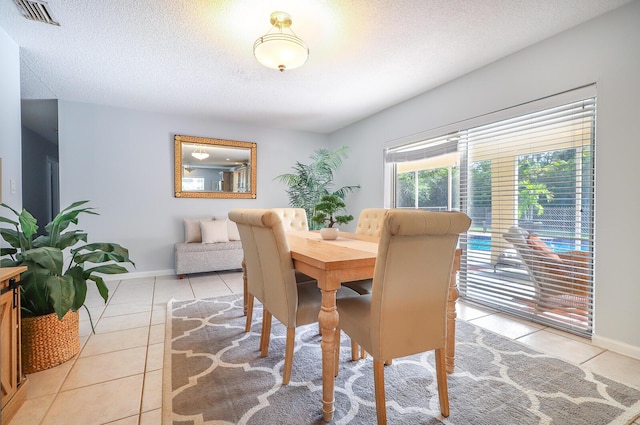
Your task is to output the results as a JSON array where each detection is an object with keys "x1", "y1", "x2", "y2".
[{"x1": 21, "y1": 311, "x2": 80, "y2": 374}]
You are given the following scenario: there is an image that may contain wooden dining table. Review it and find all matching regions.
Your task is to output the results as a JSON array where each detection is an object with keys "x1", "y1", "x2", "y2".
[{"x1": 278, "y1": 230, "x2": 462, "y2": 422}]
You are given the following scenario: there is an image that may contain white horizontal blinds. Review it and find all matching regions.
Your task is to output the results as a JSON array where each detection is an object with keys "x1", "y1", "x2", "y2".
[{"x1": 459, "y1": 97, "x2": 595, "y2": 336}]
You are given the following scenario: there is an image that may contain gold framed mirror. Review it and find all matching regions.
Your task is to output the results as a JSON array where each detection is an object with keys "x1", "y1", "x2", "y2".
[{"x1": 174, "y1": 135, "x2": 257, "y2": 199}]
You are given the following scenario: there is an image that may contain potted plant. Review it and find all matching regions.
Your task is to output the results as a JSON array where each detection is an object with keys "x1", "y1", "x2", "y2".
[
  {"x1": 275, "y1": 146, "x2": 360, "y2": 230},
  {"x1": 0, "y1": 200, "x2": 134, "y2": 373},
  {"x1": 311, "y1": 195, "x2": 354, "y2": 240}
]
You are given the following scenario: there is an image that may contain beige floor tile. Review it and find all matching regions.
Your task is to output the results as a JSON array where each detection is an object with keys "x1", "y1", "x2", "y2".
[
  {"x1": 456, "y1": 302, "x2": 495, "y2": 321},
  {"x1": 151, "y1": 308, "x2": 166, "y2": 325},
  {"x1": 140, "y1": 408, "x2": 161, "y2": 425},
  {"x1": 469, "y1": 312, "x2": 546, "y2": 339},
  {"x1": 146, "y1": 342, "x2": 164, "y2": 372},
  {"x1": 104, "y1": 415, "x2": 139, "y2": 425},
  {"x1": 41, "y1": 374, "x2": 143, "y2": 425},
  {"x1": 141, "y1": 369, "x2": 163, "y2": 412},
  {"x1": 516, "y1": 329, "x2": 605, "y2": 364},
  {"x1": 93, "y1": 311, "x2": 151, "y2": 334},
  {"x1": 79, "y1": 303, "x2": 106, "y2": 321},
  {"x1": 10, "y1": 394, "x2": 55, "y2": 425},
  {"x1": 102, "y1": 301, "x2": 153, "y2": 318},
  {"x1": 81, "y1": 326, "x2": 150, "y2": 357},
  {"x1": 108, "y1": 286, "x2": 154, "y2": 305},
  {"x1": 79, "y1": 319, "x2": 96, "y2": 337},
  {"x1": 153, "y1": 286, "x2": 194, "y2": 303},
  {"x1": 581, "y1": 351, "x2": 640, "y2": 388},
  {"x1": 62, "y1": 346, "x2": 147, "y2": 390},
  {"x1": 25, "y1": 360, "x2": 74, "y2": 399},
  {"x1": 191, "y1": 280, "x2": 234, "y2": 298},
  {"x1": 149, "y1": 323, "x2": 165, "y2": 344},
  {"x1": 188, "y1": 272, "x2": 225, "y2": 284}
]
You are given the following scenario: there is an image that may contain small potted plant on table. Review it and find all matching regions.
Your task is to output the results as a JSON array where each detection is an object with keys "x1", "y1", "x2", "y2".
[
  {"x1": 311, "y1": 195, "x2": 354, "y2": 240},
  {"x1": 0, "y1": 201, "x2": 134, "y2": 373}
]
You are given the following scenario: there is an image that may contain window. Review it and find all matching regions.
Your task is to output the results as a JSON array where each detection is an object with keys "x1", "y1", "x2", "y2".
[
  {"x1": 181, "y1": 177, "x2": 205, "y2": 191},
  {"x1": 384, "y1": 87, "x2": 596, "y2": 337}
]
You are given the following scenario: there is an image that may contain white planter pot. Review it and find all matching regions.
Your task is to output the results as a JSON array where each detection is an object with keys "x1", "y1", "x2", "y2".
[{"x1": 320, "y1": 227, "x2": 339, "y2": 240}]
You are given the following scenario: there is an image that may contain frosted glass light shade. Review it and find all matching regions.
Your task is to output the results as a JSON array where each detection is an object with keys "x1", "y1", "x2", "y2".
[{"x1": 254, "y1": 33, "x2": 309, "y2": 72}]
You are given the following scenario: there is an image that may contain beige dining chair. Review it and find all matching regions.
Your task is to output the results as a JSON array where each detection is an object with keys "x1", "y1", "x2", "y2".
[
  {"x1": 231, "y1": 208, "x2": 316, "y2": 336},
  {"x1": 335, "y1": 210, "x2": 471, "y2": 424},
  {"x1": 343, "y1": 208, "x2": 388, "y2": 295},
  {"x1": 229, "y1": 208, "x2": 357, "y2": 384},
  {"x1": 272, "y1": 207, "x2": 309, "y2": 232}
]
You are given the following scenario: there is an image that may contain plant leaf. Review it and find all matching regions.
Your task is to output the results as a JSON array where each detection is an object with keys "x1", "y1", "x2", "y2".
[
  {"x1": 20, "y1": 247, "x2": 64, "y2": 275},
  {"x1": 45, "y1": 275, "x2": 75, "y2": 320},
  {"x1": 88, "y1": 274, "x2": 109, "y2": 303},
  {"x1": 18, "y1": 208, "x2": 39, "y2": 241},
  {"x1": 85, "y1": 264, "x2": 130, "y2": 275},
  {"x1": 65, "y1": 266, "x2": 88, "y2": 311}
]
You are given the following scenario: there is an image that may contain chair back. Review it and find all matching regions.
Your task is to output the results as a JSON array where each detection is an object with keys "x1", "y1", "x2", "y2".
[
  {"x1": 230, "y1": 209, "x2": 300, "y2": 326},
  {"x1": 503, "y1": 226, "x2": 541, "y2": 277},
  {"x1": 272, "y1": 208, "x2": 309, "y2": 232},
  {"x1": 229, "y1": 209, "x2": 266, "y2": 303},
  {"x1": 355, "y1": 208, "x2": 387, "y2": 237},
  {"x1": 370, "y1": 210, "x2": 470, "y2": 360}
]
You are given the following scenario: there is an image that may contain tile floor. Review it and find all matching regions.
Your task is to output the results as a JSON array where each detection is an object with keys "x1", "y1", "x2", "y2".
[{"x1": 8, "y1": 271, "x2": 640, "y2": 425}]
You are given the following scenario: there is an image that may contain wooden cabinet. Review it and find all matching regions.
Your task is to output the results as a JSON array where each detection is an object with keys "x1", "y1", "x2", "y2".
[{"x1": 1, "y1": 266, "x2": 28, "y2": 424}]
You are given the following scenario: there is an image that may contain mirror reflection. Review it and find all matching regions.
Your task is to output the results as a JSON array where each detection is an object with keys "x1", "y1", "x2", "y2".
[{"x1": 174, "y1": 135, "x2": 257, "y2": 199}]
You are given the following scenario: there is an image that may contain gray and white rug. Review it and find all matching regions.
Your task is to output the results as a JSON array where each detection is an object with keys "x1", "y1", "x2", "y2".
[{"x1": 163, "y1": 295, "x2": 640, "y2": 425}]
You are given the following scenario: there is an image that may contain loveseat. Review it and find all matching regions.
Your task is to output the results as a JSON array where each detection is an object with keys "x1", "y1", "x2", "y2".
[{"x1": 175, "y1": 217, "x2": 244, "y2": 278}]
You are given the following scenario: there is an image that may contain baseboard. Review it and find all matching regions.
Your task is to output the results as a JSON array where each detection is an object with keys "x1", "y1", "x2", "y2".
[
  {"x1": 592, "y1": 335, "x2": 640, "y2": 361},
  {"x1": 102, "y1": 269, "x2": 176, "y2": 281}
]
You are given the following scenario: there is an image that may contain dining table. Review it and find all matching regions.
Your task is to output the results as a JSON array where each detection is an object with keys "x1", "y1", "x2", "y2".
[{"x1": 242, "y1": 230, "x2": 462, "y2": 422}]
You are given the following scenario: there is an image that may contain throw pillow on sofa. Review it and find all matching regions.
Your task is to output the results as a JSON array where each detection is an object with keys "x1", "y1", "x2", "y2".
[
  {"x1": 200, "y1": 220, "x2": 230, "y2": 244},
  {"x1": 184, "y1": 218, "x2": 212, "y2": 243}
]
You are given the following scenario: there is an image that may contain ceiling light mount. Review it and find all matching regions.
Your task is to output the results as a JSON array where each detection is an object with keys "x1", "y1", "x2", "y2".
[{"x1": 254, "y1": 11, "x2": 309, "y2": 72}]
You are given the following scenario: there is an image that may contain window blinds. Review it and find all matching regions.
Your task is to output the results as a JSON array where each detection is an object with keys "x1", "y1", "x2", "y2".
[
  {"x1": 384, "y1": 87, "x2": 596, "y2": 337},
  {"x1": 458, "y1": 96, "x2": 595, "y2": 337}
]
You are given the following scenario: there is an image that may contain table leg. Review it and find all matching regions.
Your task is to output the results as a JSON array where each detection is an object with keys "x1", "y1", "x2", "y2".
[
  {"x1": 446, "y1": 249, "x2": 461, "y2": 374},
  {"x1": 319, "y1": 288, "x2": 339, "y2": 422}
]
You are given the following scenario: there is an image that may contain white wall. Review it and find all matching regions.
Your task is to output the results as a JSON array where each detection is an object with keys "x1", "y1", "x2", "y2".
[
  {"x1": 0, "y1": 27, "x2": 22, "y2": 211},
  {"x1": 58, "y1": 101, "x2": 327, "y2": 275},
  {"x1": 330, "y1": 1, "x2": 640, "y2": 354}
]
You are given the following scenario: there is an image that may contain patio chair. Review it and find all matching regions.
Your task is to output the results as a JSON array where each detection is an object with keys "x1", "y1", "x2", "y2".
[{"x1": 503, "y1": 226, "x2": 590, "y2": 309}]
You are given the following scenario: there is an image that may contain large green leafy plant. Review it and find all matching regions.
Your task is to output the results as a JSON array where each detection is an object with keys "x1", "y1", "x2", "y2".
[
  {"x1": 275, "y1": 146, "x2": 360, "y2": 230},
  {"x1": 0, "y1": 201, "x2": 134, "y2": 321}
]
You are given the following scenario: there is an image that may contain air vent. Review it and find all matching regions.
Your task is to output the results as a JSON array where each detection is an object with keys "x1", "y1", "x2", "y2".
[{"x1": 13, "y1": 0, "x2": 59, "y2": 26}]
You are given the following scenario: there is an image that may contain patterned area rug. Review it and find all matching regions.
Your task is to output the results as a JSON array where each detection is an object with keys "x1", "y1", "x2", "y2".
[{"x1": 163, "y1": 295, "x2": 640, "y2": 425}]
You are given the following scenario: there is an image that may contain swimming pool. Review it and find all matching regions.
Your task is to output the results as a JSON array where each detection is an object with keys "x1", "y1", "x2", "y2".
[{"x1": 467, "y1": 234, "x2": 588, "y2": 252}]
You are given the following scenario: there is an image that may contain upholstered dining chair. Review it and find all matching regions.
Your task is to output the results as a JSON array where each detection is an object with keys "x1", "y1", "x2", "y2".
[
  {"x1": 231, "y1": 208, "x2": 316, "y2": 335},
  {"x1": 342, "y1": 208, "x2": 388, "y2": 296},
  {"x1": 503, "y1": 226, "x2": 590, "y2": 309},
  {"x1": 335, "y1": 210, "x2": 471, "y2": 424},
  {"x1": 272, "y1": 207, "x2": 309, "y2": 232},
  {"x1": 229, "y1": 208, "x2": 357, "y2": 385}
]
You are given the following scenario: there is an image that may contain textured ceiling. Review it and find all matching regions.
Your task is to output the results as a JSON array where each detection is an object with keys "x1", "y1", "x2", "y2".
[{"x1": 0, "y1": 0, "x2": 633, "y2": 135}]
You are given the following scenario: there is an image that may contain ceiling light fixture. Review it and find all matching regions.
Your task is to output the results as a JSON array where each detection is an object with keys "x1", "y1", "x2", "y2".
[
  {"x1": 192, "y1": 146, "x2": 209, "y2": 160},
  {"x1": 253, "y1": 11, "x2": 309, "y2": 72}
]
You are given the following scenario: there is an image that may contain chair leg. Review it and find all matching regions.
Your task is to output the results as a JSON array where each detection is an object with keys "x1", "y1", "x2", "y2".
[
  {"x1": 245, "y1": 294, "x2": 254, "y2": 332},
  {"x1": 351, "y1": 340, "x2": 360, "y2": 361},
  {"x1": 373, "y1": 359, "x2": 387, "y2": 425},
  {"x1": 260, "y1": 310, "x2": 272, "y2": 357},
  {"x1": 434, "y1": 348, "x2": 450, "y2": 417},
  {"x1": 282, "y1": 327, "x2": 296, "y2": 385}
]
